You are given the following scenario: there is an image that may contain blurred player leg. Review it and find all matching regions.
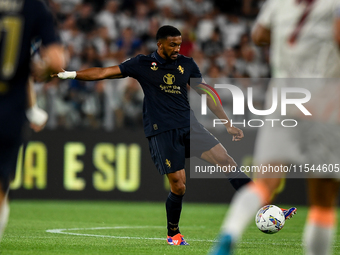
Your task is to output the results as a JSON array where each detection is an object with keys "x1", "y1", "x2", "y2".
[
  {"x1": 0, "y1": 139, "x2": 21, "y2": 242},
  {"x1": 0, "y1": 185, "x2": 9, "y2": 240},
  {"x1": 303, "y1": 178, "x2": 339, "y2": 255},
  {"x1": 211, "y1": 174, "x2": 283, "y2": 254}
]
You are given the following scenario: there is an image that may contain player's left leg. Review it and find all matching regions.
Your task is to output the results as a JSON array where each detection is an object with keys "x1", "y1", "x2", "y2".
[
  {"x1": 303, "y1": 178, "x2": 339, "y2": 255},
  {"x1": 201, "y1": 144, "x2": 252, "y2": 190},
  {"x1": 165, "y1": 169, "x2": 189, "y2": 245}
]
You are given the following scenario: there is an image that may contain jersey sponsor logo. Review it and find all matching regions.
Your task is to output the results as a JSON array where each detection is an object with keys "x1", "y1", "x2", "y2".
[
  {"x1": 163, "y1": 73, "x2": 175, "y2": 85},
  {"x1": 177, "y1": 65, "x2": 184, "y2": 74},
  {"x1": 165, "y1": 159, "x2": 171, "y2": 168},
  {"x1": 151, "y1": 62, "x2": 158, "y2": 71}
]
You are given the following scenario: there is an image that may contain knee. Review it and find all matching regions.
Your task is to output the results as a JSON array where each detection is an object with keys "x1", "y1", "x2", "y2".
[
  {"x1": 258, "y1": 178, "x2": 282, "y2": 195},
  {"x1": 171, "y1": 181, "x2": 186, "y2": 196},
  {"x1": 215, "y1": 153, "x2": 236, "y2": 167}
]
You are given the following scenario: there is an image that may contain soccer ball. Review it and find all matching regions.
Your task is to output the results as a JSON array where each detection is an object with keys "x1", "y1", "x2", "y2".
[{"x1": 255, "y1": 205, "x2": 285, "y2": 234}]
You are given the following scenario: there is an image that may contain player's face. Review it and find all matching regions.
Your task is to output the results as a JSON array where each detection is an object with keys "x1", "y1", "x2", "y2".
[{"x1": 158, "y1": 36, "x2": 182, "y2": 60}]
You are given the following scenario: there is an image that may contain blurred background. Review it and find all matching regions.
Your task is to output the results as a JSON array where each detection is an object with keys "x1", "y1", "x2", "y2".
[
  {"x1": 16, "y1": 0, "x2": 305, "y2": 205},
  {"x1": 36, "y1": 0, "x2": 269, "y2": 131}
]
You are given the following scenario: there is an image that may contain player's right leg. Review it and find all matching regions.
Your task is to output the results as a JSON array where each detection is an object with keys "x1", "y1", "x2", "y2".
[
  {"x1": 210, "y1": 176, "x2": 279, "y2": 254},
  {"x1": 148, "y1": 128, "x2": 189, "y2": 245},
  {"x1": 303, "y1": 178, "x2": 339, "y2": 255}
]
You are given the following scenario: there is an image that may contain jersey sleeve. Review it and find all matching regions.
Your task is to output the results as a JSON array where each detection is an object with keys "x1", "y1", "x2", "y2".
[
  {"x1": 256, "y1": 0, "x2": 277, "y2": 29},
  {"x1": 35, "y1": 0, "x2": 60, "y2": 46},
  {"x1": 188, "y1": 58, "x2": 203, "y2": 87},
  {"x1": 118, "y1": 56, "x2": 140, "y2": 78}
]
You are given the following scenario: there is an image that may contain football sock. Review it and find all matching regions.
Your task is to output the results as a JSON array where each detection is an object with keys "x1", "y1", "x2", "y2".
[
  {"x1": 221, "y1": 182, "x2": 270, "y2": 241},
  {"x1": 0, "y1": 197, "x2": 9, "y2": 241},
  {"x1": 227, "y1": 167, "x2": 252, "y2": 191},
  {"x1": 303, "y1": 206, "x2": 336, "y2": 255},
  {"x1": 166, "y1": 191, "x2": 183, "y2": 237}
]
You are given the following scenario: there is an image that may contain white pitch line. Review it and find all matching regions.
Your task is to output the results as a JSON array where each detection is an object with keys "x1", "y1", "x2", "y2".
[{"x1": 46, "y1": 226, "x2": 218, "y2": 242}]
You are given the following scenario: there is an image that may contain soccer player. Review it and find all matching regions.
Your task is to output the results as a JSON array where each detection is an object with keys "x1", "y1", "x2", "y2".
[
  {"x1": 212, "y1": 0, "x2": 340, "y2": 254},
  {"x1": 53, "y1": 25, "x2": 252, "y2": 245},
  {"x1": 0, "y1": 0, "x2": 65, "y2": 241}
]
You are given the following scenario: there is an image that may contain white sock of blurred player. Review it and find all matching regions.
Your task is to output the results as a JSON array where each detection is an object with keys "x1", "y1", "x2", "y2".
[
  {"x1": 0, "y1": 191, "x2": 9, "y2": 241},
  {"x1": 221, "y1": 183, "x2": 270, "y2": 241},
  {"x1": 303, "y1": 206, "x2": 335, "y2": 255}
]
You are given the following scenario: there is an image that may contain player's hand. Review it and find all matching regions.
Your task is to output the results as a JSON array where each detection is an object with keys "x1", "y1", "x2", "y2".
[
  {"x1": 227, "y1": 126, "x2": 244, "y2": 141},
  {"x1": 50, "y1": 70, "x2": 77, "y2": 79},
  {"x1": 26, "y1": 105, "x2": 48, "y2": 132},
  {"x1": 30, "y1": 122, "x2": 47, "y2": 132}
]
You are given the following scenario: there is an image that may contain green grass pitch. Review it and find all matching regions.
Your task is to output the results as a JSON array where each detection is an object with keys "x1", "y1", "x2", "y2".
[{"x1": 2, "y1": 200, "x2": 340, "y2": 254}]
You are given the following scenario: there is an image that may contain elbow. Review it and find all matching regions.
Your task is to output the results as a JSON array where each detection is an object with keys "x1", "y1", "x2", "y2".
[
  {"x1": 251, "y1": 31, "x2": 261, "y2": 46},
  {"x1": 251, "y1": 24, "x2": 270, "y2": 46},
  {"x1": 43, "y1": 44, "x2": 67, "y2": 72}
]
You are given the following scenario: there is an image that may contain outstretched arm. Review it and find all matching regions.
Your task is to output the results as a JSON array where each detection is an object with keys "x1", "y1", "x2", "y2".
[
  {"x1": 51, "y1": 66, "x2": 124, "y2": 80},
  {"x1": 191, "y1": 83, "x2": 244, "y2": 141}
]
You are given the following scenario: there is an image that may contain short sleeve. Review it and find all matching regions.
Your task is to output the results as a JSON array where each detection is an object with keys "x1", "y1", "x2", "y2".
[
  {"x1": 188, "y1": 58, "x2": 203, "y2": 86},
  {"x1": 256, "y1": 0, "x2": 277, "y2": 29},
  {"x1": 118, "y1": 56, "x2": 140, "y2": 78},
  {"x1": 36, "y1": 0, "x2": 59, "y2": 46}
]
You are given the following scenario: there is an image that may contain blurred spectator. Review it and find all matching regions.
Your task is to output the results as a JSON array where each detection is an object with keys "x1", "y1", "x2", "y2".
[
  {"x1": 95, "y1": 0, "x2": 120, "y2": 41},
  {"x1": 191, "y1": 49, "x2": 210, "y2": 76},
  {"x1": 179, "y1": 25, "x2": 195, "y2": 57},
  {"x1": 196, "y1": 12, "x2": 215, "y2": 43},
  {"x1": 52, "y1": 0, "x2": 81, "y2": 15},
  {"x1": 59, "y1": 15, "x2": 84, "y2": 70},
  {"x1": 184, "y1": 0, "x2": 214, "y2": 18},
  {"x1": 116, "y1": 79, "x2": 143, "y2": 129},
  {"x1": 116, "y1": 27, "x2": 142, "y2": 57},
  {"x1": 221, "y1": 14, "x2": 247, "y2": 48},
  {"x1": 132, "y1": 2, "x2": 150, "y2": 37},
  {"x1": 236, "y1": 45, "x2": 269, "y2": 79},
  {"x1": 158, "y1": 5, "x2": 184, "y2": 30},
  {"x1": 201, "y1": 27, "x2": 224, "y2": 60},
  {"x1": 140, "y1": 17, "x2": 159, "y2": 54},
  {"x1": 216, "y1": 48, "x2": 239, "y2": 78},
  {"x1": 76, "y1": 3, "x2": 96, "y2": 33}
]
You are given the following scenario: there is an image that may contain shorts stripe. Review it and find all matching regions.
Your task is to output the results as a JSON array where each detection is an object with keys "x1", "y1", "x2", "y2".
[{"x1": 151, "y1": 136, "x2": 167, "y2": 174}]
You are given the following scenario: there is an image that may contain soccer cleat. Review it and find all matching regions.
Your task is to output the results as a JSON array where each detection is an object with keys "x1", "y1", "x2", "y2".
[
  {"x1": 210, "y1": 234, "x2": 233, "y2": 255},
  {"x1": 167, "y1": 233, "x2": 189, "y2": 245},
  {"x1": 281, "y1": 207, "x2": 297, "y2": 220}
]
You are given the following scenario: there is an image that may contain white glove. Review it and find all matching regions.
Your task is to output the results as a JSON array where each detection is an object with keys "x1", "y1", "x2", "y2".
[
  {"x1": 26, "y1": 105, "x2": 48, "y2": 126},
  {"x1": 57, "y1": 71, "x2": 77, "y2": 79}
]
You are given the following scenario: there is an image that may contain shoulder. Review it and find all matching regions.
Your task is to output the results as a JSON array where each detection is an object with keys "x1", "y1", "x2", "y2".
[
  {"x1": 177, "y1": 54, "x2": 197, "y2": 66},
  {"x1": 126, "y1": 53, "x2": 154, "y2": 62},
  {"x1": 30, "y1": 0, "x2": 50, "y2": 11},
  {"x1": 22, "y1": 0, "x2": 53, "y2": 19}
]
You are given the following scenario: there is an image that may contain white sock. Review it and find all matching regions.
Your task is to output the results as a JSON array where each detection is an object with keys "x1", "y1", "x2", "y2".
[
  {"x1": 303, "y1": 223, "x2": 335, "y2": 255},
  {"x1": 221, "y1": 184, "x2": 264, "y2": 241},
  {"x1": 0, "y1": 199, "x2": 9, "y2": 241}
]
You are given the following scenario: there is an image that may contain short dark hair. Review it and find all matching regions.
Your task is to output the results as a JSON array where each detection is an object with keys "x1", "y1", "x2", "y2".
[{"x1": 156, "y1": 25, "x2": 181, "y2": 41}]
